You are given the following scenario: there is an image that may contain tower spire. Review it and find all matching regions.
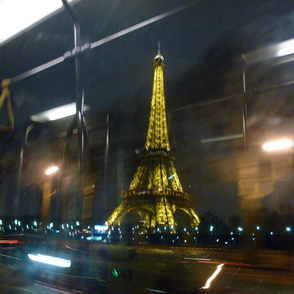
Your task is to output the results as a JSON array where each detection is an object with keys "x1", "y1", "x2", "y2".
[{"x1": 145, "y1": 49, "x2": 170, "y2": 151}]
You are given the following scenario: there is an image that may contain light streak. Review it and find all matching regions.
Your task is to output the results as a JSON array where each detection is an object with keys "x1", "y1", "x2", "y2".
[
  {"x1": 28, "y1": 253, "x2": 71, "y2": 268},
  {"x1": 168, "y1": 174, "x2": 175, "y2": 179},
  {"x1": 198, "y1": 260, "x2": 250, "y2": 267},
  {"x1": 145, "y1": 289, "x2": 167, "y2": 293},
  {"x1": 201, "y1": 134, "x2": 243, "y2": 143},
  {"x1": 91, "y1": 3, "x2": 197, "y2": 49},
  {"x1": 184, "y1": 257, "x2": 211, "y2": 261},
  {"x1": 201, "y1": 263, "x2": 224, "y2": 289},
  {"x1": 0, "y1": 240, "x2": 19, "y2": 244}
]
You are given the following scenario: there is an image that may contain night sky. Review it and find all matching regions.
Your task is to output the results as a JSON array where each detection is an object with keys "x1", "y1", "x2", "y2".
[{"x1": 1, "y1": 0, "x2": 294, "y2": 221}]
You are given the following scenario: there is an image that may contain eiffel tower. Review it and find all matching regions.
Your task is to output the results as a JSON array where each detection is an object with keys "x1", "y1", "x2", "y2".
[{"x1": 107, "y1": 49, "x2": 200, "y2": 242}]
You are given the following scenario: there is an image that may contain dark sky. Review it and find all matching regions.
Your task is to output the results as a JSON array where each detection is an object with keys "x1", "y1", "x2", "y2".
[
  {"x1": 1, "y1": 0, "x2": 294, "y2": 123},
  {"x1": 1, "y1": 0, "x2": 294, "y2": 221}
]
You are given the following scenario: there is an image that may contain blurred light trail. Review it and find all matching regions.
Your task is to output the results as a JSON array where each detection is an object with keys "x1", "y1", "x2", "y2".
[
  {"x1": 28, "y1": 253, "x2": 71, "y2": 268},
  {"x1": 0, "y1": 240, "x2": 18, "y2": 244},
  {"x1": 145, "y1": 289, "x2": 167, "y2": 293},
  {"x1": 201, "y1": 263, "x2": 224, "y2": 289},
  {"x1": 262, "y1": 139, "x2": 293, "y2": 151},
  {"x1": 198, "y1": 260, "x2": 250, "y2": 267},
  {"x1": 201, "y1": 134, "x2": 243, "y2": 143}
]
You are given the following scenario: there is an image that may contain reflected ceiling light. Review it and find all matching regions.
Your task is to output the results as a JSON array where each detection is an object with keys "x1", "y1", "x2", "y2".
[
  {"x1": 30, "y1": 102, "x2": 90, "y2": 123},
  {"x1": 45, "y1": 166, "x2": 59, "y2": 175},
  {"x1": 262, "y1": 139, "x2": 293, "y2": 152},
  {"x1": 277, "y1": 45, "x2": 294, "y2": 57},
  {"x1": 0, "y1": 0, "x2": 77, "y2": 46},
  {"x1": 242, "y1": 38, "x2": 294, "y2": 64}
]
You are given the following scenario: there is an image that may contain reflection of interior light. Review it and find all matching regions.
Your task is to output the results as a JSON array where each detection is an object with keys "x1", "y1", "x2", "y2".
[
  {"x1": 28, "y1": 254, "x2": 71, "y2": 267},
  {"x1": 45, "y1": 166, "x2": 59, "y2": 175},
  {"x1": 276, "y1": 40, "x2": 294, "y2": 57},
  {"x1": 0, "y1": 0, "x2": 77, "y2": 46},
  {"x1": 201, "y1": 263, "x2": 224, "y2": 289},
  {"x1": 242, "y1": 38, "x2": 294, "y2": 64},
  {"x1": 31, "y1": 103, "x2": 90, "y2": 123},
  {"x1": 262, "y1": 139, "x2": 293, "y2": 151}
]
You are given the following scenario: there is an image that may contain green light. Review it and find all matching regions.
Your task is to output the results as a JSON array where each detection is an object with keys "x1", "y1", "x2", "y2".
[{"x1": 112, "y1": 268, "x2": 118, "y2": 278}]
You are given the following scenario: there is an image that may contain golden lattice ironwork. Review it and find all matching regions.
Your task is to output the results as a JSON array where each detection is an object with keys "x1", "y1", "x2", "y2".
[
  {"x1": 145, "y1": 55, "x2": 170, "y2": 152},
  {"x1": 107, "y1": 52, "x2": 200, "y2": 236}
]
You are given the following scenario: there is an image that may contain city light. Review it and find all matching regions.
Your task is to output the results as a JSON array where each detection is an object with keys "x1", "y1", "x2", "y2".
[
  {"x1": 0, "y1": 0, "x2": 77, "y2": 46},
  {"x1": 262, "y1": 139, "x2": 293, "y2": 152},
  {"x1": 45, "y1": 166, "x2": 59, "y2": 175}
]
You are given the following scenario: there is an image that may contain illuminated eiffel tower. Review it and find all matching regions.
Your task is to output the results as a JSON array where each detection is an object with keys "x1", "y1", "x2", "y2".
[{"x1": 107, "y1": 49, "x2": 200, "y2": 242}]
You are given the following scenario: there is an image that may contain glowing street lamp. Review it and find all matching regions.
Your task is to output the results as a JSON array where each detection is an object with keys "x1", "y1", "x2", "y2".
[
  {"x1": 262, "y1": 139, "x2": 293, "y2": 152},
  {"x1": 45, "y1": 166, "x2": 59, "y2": 175},
  {"x1": 18, "y1": 102, "x2": 90, "y2": 200}
]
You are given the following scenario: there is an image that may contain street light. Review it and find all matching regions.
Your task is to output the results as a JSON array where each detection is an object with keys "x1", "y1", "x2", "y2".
[
  {"x1": 262, "y1": 139, "x2": 293, "y2": 152},
  {"x1": 45, "y1": 166, "x2": 59, "y2": 175},
  {"x1": 16, "y1": 103, "x2": 90, "y2": 217}
]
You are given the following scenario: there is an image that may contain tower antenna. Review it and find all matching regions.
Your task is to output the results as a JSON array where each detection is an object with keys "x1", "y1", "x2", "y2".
[{"x1": 158, "y1": 42, "x2": 161, "y2": 55}]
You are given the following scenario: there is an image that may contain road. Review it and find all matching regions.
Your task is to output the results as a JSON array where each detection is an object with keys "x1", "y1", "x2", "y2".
[{"x1": 1, "y1": 241, "x2": 294, "y2": 293}]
